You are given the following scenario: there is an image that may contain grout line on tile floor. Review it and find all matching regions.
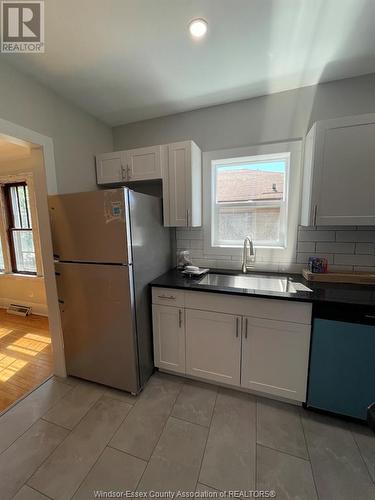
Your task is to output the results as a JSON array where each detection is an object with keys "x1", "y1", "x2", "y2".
[
  {"x1": 106, "y1": 444, "x2": 149, "y2": 464},
  {"x1": 39, "y1": 388, "x2": 104, "y2": 434},
  {"x1": 14, "y1": 420, "x2": 69, "y2": 499},
  {"x1": 63, "y1": 399, "x2": 136, "y2": 500},
  {"x1": 0, "y1": 380, "x2": 74, "y2": 457},
  {"x1": 194, "y1": 384, "x2": 219, "y2": 492},
  {"x1": 169, "y1": 413, "x2": 212, "y2": 429},
  {"x1": 22, "y1": 483, "x2": 54, "y2": 500},
  {"x1": 133, "y1": 377, "x2": 185, "y2": 492},
  {"x1": 39, "y1": 416, "x2": 72, "y2": 431},
  {"x1": 256, "y1": 442, "x2": 311, "y2": 463},
  {"x1": 350, "y1": 426, "x2": 375, "y2": 488},
  {"x1": 300, "y1": 409, "x2": 321, "y2": 500}
]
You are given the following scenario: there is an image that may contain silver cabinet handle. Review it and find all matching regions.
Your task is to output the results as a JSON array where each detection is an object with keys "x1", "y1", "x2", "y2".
[
  {"x1": 121, "y1": 165, "x2": 127, "y2": 180},
  {"x1": 365, "y1": 314, "x2": 375, "y2": 319},
  {"x1": 126, "y1": 164, "x2": 131, "y2": 179},
  {"x1": 313, "y1": 204, "x2": 318, "y2": 226},
  {"x1": 179, "y1": 309, "x2": 182, "y2": 328},
  {"x1": 236, "y1": 317, "x2": 239, "y2": 338},
  {"x1": 244, "y1": 317, "x2": 248, "y2": 339},
  {"x1": 158, "y1": 294, "x2": 176, "y2": 300}
]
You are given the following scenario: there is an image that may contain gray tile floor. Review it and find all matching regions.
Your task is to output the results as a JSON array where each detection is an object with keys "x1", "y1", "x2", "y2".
[{"x1": 1, "y1": 372, "x2": 374, "y2": 500}]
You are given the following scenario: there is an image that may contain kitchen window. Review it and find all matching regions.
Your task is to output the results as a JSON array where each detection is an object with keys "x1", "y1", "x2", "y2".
[
  {"x1": 203, "y1": 141, "x2": 302, "y2": 264},
  {"x1": 211, "y1": 153, "x2": 289, "y2": 248},
  {"x1": 3, "y1": 182, "x2": 37, "y2": 274}
]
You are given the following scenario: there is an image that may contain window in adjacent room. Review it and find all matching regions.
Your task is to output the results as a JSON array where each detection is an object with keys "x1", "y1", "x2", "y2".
[
  {"x1": 211, "y1": 152, "x2": 289, "y2": 248},
  {"x1": 3, "y1": 182, "x2": 37, "y2": 274}
]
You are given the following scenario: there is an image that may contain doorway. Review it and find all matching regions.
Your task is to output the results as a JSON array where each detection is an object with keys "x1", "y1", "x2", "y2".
[{"x1": 0, "y1": 119, "x2": 66, "y2": 413}]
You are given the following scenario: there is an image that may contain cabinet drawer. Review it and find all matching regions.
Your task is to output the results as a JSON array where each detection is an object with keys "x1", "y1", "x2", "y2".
[
  {"x1": 152, "y1": 287, "x2": 184, "y2": 307},
  {"x1": 185, "y1": 291, "x2": 312, "y2": 324}
]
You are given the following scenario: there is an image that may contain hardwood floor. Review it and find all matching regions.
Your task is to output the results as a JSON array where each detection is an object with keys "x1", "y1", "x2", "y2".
[{"x1": 0, "y1": 309, "x2": 52, "y2": 413}]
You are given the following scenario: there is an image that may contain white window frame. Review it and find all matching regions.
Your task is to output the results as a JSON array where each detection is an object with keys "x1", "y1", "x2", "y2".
[
  {"x1": 0, "y1": 172, "x2": 43, "y2": 277},
  {"x1": 203, "y1": 141, "x2": 303, "y2": 265},
  {"x1": 211, "y1": 151, "x2": 289, "y2": 249}
]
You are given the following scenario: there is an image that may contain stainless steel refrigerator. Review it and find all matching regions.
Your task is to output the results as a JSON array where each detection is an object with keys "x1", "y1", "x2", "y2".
[{"x1": 49, "y1": 188, "x2": 172, "y2": 394}]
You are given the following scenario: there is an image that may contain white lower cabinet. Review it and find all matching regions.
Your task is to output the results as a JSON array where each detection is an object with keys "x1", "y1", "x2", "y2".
[
  {"x1": 152, "y1": 304, "x2": 185, "y2": 374},
  {"x1": 241, "y1": 316, "x2": 311, "y2": 402},
  {"x1": 185, "y1": 309, "x2": 241, "y2": 386},
  {"x1": 152, "y1": 288, "x2": 312, "y2": 402}
]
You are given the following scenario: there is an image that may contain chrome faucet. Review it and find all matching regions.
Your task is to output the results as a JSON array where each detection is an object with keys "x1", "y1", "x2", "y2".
[{"x1": 242, "y1": 236, "x2": 256, "y2": 273}]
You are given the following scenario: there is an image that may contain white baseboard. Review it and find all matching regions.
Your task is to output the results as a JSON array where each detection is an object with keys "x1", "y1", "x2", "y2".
[{"x1": 0, "y1": 298, "x2": 48, "y2": 316}]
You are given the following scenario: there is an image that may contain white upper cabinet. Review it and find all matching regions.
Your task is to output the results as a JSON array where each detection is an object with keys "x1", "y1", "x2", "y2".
[
  {"x1": 96, "y1": 152, "x2": 126, "y2": 185},
  {"x1": 96, "y1": 141, "x2": 202, "y2": 227},
  {"x1": 163, "y1": 141, "x2": 202, "y2": 227},
  {"x1": 96, "y1": 146, "x2": 162, "y2": 184},
  {"x1": 125, "y1": 145, "x2": 162, "y2": 181},
  {"x1": 301, "y1": 113, "x2": 375, "y2": 226}
]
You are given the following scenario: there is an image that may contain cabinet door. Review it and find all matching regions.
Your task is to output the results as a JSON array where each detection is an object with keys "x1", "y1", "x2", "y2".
[
  {"x1": 152, "y1": 304, "x2": 185, "y2": 374},
  {"x1": 312, "y1": 114, "x2": 375, "y2": 225},
  {"x1": 241, "y1": 316, "x2": 311, "y2": 402},
  {"x1": 96, "y1": 152, "x2": 125, "y2": 184},
  {"x1": 185, "y1": 309, "x2": 241, "y2": 386},
  {"x1": 167, "y1": 141, "x2": 190, "y2": 226},
  {"x1": 125, "y1": 146, "x2": 162, "y2": 181}
]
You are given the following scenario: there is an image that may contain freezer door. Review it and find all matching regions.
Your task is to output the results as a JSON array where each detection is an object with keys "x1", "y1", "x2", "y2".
[
  {"x1": 56, "y1": 262, "x2": 139, "y2": 393},
  {"x1": 49, "y1": 189, "x2": 131, "y2": 264}
]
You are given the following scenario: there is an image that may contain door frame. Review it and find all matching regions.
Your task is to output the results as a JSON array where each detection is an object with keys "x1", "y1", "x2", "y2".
[{"x1": 0, "y1": 117, "x2": 66, "y2": 377}]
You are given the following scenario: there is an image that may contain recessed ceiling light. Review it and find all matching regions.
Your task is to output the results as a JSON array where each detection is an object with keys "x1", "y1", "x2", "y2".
[{"x1": 189, "y1": 18, "x2": 208, "y2": 39}]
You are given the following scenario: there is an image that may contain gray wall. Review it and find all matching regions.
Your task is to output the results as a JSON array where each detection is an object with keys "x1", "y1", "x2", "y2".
[
  {"x1": 0, "y1": 59, "x2": 113, "y2": 194},
  {"x1": 113, "y1": 73, "x2": 375, "y2": 151}
]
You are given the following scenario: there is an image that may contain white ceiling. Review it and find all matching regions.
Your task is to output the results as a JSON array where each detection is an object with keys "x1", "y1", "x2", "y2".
[{"x1": 3, "y1": 0, "x2": 375, "y2": 126}]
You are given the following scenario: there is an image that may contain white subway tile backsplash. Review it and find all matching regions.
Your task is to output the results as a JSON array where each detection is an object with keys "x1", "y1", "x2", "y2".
[
  {"x1": 298, "y1": 230, "x2": 335, "y2": 242},
  {"x1": 334, "y1": 254, "x2": 375, "y2": 267},
  {"x1": 176, "y1": 231, "x2": 191, "y2": 240},
  {"x1": 316, "y1": 242, "x2": 355, "y2": 254},
  {"x1": 336, "y1": 231, "x2": 375, "y2": 242},
  {"x1": 328, "y1": 265, "x2": 354, "y2": 272},
  {"x1": 189, "y1": 239, "x2": 204, "y2": 250},
  {"x1": 175, "y1": 225, "x2": 375, "y2": 273},
  {"x1": 177, "y1": 239, "x2": 189, "y2": 249},
  {"x1": 355, "y1": 242, "x2": 374, "y2": 255},
  {"x1": 297, "y1": 242, "x2": 316, "y2": 253}
]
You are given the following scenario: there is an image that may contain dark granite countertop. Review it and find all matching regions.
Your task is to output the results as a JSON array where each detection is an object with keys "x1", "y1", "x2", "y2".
[{"x1": 150, "y1": 268, "x2": 375, "y2": 309}]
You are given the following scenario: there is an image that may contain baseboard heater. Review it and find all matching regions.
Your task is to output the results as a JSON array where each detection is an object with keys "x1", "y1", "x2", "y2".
[{"x1": 7, "y1": 304, "x2": 32, "y2": 317}]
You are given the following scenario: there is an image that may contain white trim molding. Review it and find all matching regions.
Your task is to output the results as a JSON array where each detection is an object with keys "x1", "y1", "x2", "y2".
[
  {"x1": 0, "y1": 117, "x2": 66, "y2": 377},
  {"x1": 202, "y1": 141, "x2": 303, "y2": 266}
]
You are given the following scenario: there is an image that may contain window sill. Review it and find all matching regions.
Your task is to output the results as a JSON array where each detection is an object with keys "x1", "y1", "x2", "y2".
[
  {"x1": 212, "y1": 245, "x2": 287, "y2": 250},
  {"x1": 0, "y1": 272, "x2": 43, "y2": 280}
]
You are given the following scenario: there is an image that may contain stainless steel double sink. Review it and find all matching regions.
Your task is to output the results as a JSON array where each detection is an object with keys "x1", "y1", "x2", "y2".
[{"x1": 198, "y1": 273, "x2": 312, "y2": 294}]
